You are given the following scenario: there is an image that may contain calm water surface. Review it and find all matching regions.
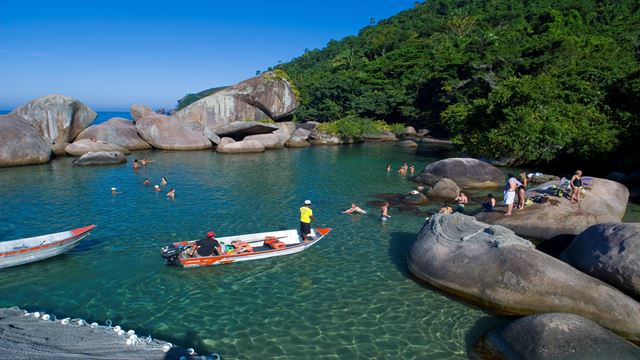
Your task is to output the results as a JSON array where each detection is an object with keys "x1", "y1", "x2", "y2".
[{"x1": 0, "y1": 143, "x2": 637, "y2": 359}]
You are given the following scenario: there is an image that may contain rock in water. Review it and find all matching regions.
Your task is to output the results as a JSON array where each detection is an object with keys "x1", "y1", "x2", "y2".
[
  {"x1": 136, "y1": 114, "x2": 212, "y2": 150},
  {"x1": 214, "y1": 121, "x2": 279, "y2": 139},
  {"x1": 415, "y1": 158, "x2": 503, "y2": 188},
  {"x1": 75, "y1": 118, "x2": 151, "y2": 150},
  {"x1": 407, "y1": 213, "x2": 640, "y2": 341},
  {"x1": 285, "y1": 136, "x2": 310, "y2": 148},
  {"x1": 0, "y1": 115, "x2": 51, "y2": 167},
  {"x1": 562, "y1": 223, "x2": 640, "y2": 299},
  {"x1": 216, "y1": 140, "x2": 266, "y2": 154},
  {"x1": 478, "y1": 313, "x2": 640, "y2": 360},
  {"x1": 396, "y1": 140, "x2": 418, "y2": 148},
  {"x1": 10, "y1": 94, "x2": 96, "y2": 144},
  {"x1": 130, "y1": 104, "x2": 154, "y2": 122},
  {"x1": 426, "y1": 178, "x2": 460, "y2": 200},
  {"x1": 72, "y1": 151, "x2": 126, "y2": 166},
  {"x1": 308, "y1": 130, "x2": 342, "y2": 145},
  {"x1": 174, "y1": 71, "x2": 298, "y2": 135},
  {"x1": 476, "y1": 178, "x2": 629, "y2": 241},
  {"x1": 243, "y1": 133, "x2": 285, "y2": 149},
  {"x1": 65, "y1": 139, "x2": 131, "y2": 156}
]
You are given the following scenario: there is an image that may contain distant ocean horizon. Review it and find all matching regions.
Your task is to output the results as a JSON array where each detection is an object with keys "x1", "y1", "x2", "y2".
[{"x1": 0, "y1": 110, "x2": 131, "y2": 124}]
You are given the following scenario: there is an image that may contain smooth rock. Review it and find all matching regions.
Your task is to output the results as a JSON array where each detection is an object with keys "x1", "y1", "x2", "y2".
[
  {"x1": 528, "y1": 173, "x2": 559, "y2": 184},
  {"x1": 417, "y1": 129, "x2": 430, "y2": 136},
  {"x1": 65, "y1": 139, "x2": 130, "y2": 156},
  {"x1": 285, "y1": 136, "x2": 310, "y2": 148},
  {"x1": 403, "y1": 192, "x2": 429, "y2": 205},
  {"x1": 562, "y1": 223, "x2": 640, "y2": 299},
  {"x1": 297, "y1": 121, "x2": 319, "y2": 131},
  {"x1": 408, "y1": 213, "x2": 640, "y2": 341},
  {"x1": 10, "y1": 94, "x2": 96, "y2": 144},
  {"x1": 216, "y1": 140, "x2": 265, "y2": 154},
  {"x1": 51, "y1": 143, "x2": 70, "y2": 157},
  {"x1": 396, "y1": 140, "x2": 418, "y2": 148},
  {"x1": 72, "y1": 151, "x2": 127, "y2": 166},
  {"x1": 203, "y1": 128, "x2": 221, "y2": 145},
  {"x1": 0, "y1": 115, "x2": 51, "y2": 167},
  {"x1": 136, "y1": 114, "x2": 212, "y2": 150},
  {"x1": 426, "y1": 178, "x2": 460, "y2": 200},
  {"x1": 479, "y1": 313, "x2": 640, "y2": 360},
  {"x1": 130, "y1": 104, "x2": 154, "y2": 122},
  {"x1": 243, "y1": 133, "x2": 285, "y2": 149},
  {"x1": 415, "y1": 158, "x2": 503, "y2": 188},
  {"x1": 293, "y1": 128, "x2": 311, "y2": 140},
  {"x1": 214, "y1": 121, "x2": 279, "y2": 139},
  {"x1": 404, "y1": 126, "x2": 417, "y2": 136},
  {"x1": 274, "y1": 121, "x2": 295, "y2": 139},
  {"x1": 476, "y1": 178, "x2": 629, "y2": 241},
  {"x1": 75, "y1": 118, "x2": 151, "y2": 150},
  {"x1": 362, "y1": 132, "x2": 397, "y2": 142},
  {"x1": 418, "y1": 137, "x2": 454, "y2": 146},
  {"x1": 219, "y1": 137, "x2": 235, "y2": 145},
  {"x1": 308, "y1": 130, "x2": 342, "y2": 145}
]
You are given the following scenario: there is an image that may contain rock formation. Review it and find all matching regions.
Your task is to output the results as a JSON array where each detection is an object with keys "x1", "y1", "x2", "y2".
[
  {"x1": 75, "y1": 118, "x2": 151, "y2": 150},
  {"x1": 414, "y1": 158, "x2": 504, "y2": 188},
  {"x1": 216, "y1": 140, "x2": 266, "y2": 154},
  {"x1": 65, "y1": 139, "x2": 131, "y2": 156},
  {"x1": 214, "y1": 121, "x2": 278, "y2": 139},
  {"x1": 10, "y1": 94, "x2": 96, "y2": 144},
  {"x1": 136, "y1": 114, "x2": 212, "y2": 150},
  {"x1": 0, "y1": 115, "x2": 51, "y2": 167},
  {"x1": 243, "y1": 133, "x2": 286, "y2": 149},
  {"x1": 396, "y1": 140, "x2": 418, "y2": 148},
  {"x1": 130, "y1": 104, "x2": 154, "y2": 122},
  {"x1": 72, "y1": 151, "x2": 127, "y2": 166},
  {"x1": 561, "y1": 223, "x2": 640, "y2": 299},
  {"x1": 426, "y1": 178, "x2": 460, "y2": 200},
  {"x1": 408, "y1": 213, "x2": 640, "y2": 341}
]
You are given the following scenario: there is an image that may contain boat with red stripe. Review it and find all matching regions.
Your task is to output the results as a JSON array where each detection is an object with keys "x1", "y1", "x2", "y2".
[
  {"x1": 160, "y1": 227, "x2": 332, "y2": 268},
  {"x1": 0, "y1": 225, "x2": 96, "y2": 269}
]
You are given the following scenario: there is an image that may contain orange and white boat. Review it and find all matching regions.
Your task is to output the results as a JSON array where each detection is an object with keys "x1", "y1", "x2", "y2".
[
  {"x1": 0, "y1": 225, "x2": 96, "y2": 270},
  {"x1": 160, "y1": 227, "x2": 332, "y2": 268}
]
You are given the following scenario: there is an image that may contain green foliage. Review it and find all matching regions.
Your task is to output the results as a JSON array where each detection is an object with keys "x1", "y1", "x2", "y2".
[
  {"x1": 317, "y1": 116, "x2": 404, "y2": 139},
  {"x1": 274, "y1": 0, "x2": 640, "y2": 165},
  {"x1": 175, "y1": 86, "x2": 228, "y2": 111}
]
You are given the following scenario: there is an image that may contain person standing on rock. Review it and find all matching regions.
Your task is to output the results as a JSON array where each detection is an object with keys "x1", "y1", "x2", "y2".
[
  {"x1": 570, "y1": 170, "x2": 583, "y2": 203},
  {"x1": 504, "y1": 174, "x2": 522, "y2": 216},
  {"x1": 517, "y1": 169, "x2": 528, "y2": 210},
  {"x1": 300, "y1": 200, "x2": 315, "y2": 242}
]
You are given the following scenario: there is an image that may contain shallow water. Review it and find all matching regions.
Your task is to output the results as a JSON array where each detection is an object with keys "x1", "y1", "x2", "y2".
[{"x1": 0, "y1": 143, "x2": 636, "y2": 359}]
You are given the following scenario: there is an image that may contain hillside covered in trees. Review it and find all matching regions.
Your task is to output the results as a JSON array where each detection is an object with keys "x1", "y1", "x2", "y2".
[{"x1": 273, "y1": 0, "x2": 639, "y2": 166}]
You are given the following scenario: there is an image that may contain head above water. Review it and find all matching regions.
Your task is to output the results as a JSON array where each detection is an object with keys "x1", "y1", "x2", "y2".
[
  {"x1": 304, "y1": 200, "x2": 311, "y2": 205},
  {"x1": 111, "y1": 187, "x2": 117, "y2": 191}
]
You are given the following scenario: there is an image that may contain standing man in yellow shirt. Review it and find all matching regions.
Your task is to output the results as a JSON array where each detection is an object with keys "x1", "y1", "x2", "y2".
[{"x1": 300, "y1": 200, "x2": 316, "y2": 242}]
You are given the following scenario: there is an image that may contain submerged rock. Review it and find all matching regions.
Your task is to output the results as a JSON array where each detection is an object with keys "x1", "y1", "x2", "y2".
[
  {"x1": 476, "y1": 178, "x2": 629, "y2": 241},
  {"x1": 0, "y1": 115, "x2": 51, "y2": 167},
  {"x1": 408, "y1": 213, "x2": 640, "y2": 341},
  {"x1": 65, "y1": 139, "x2": 130, "y2": 156},
  {"x1": 415, "y1": 158, "x2": 503, "y2": 188},
  {"x1": 136, "y1": 114, "x2": 212, "y2": 150},
  {"x1": 478, "y1": 313, "x2": 640, "y2": 360},
  {"x1": 562, "y1": 223, "x2": 640, "y2": 299},
  {"x1": 216, "y1": 140, "x2": 265, "y2": 154},
  {"x1": 75, "y1": 118, "x2": 151, "y2": 150},
  {"x1": 10, "y1": 94, "x2": 97, "y2": 144},
  {"x1": 72, "y1": 151, "x2": 127, "y2": 166}
]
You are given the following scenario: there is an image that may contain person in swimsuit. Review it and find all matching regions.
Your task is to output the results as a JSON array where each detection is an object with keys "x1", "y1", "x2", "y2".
[
  {"x1": 517, "y1": 170, "x2": 528, "y2": 210},
  {"x1": 132, "y1": 159, "x2": 140, "y2": 170},
  {"x1": 166, "y1": 188, "x2": 176, "y2": 200},
  {"x1": 380, "y1": 202, "x2": 390, "y2": 220},
  {"x1": 454, "y1": 192, "x2": 468, "y2": 212},
  {"x1": 504, "y1": 174, "x2": 522, "y2": 216},
  {"x1": 570, "y1": 170, "x2": 583, "y2": 203},
  {"x1": 386, "y1": 164, "x2": 392, "y2": 172},
  {"x1": 482, "y1": 194, "x2": 496, "y2": 210},
  {"x1": 439, "y1": 204, "x2": 453, "y2": 214},
  {"x1": 343, "y1": 203, "x2": 366, "y2": 214}
]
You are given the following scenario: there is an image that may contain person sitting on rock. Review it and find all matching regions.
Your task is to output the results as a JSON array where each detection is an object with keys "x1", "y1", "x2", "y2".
[
  {"x1": 454, "y1": 192, "x2": 468, "y2": 212},
  {"x1": 343, "y1": 203, "x2": 366, "y2": 214},
  {"x1": 439, "y1": 204, "x2": 453, "y2": 214},
  {"x1": 482, "y1": 194, "x2": 496, "y2": 211}
]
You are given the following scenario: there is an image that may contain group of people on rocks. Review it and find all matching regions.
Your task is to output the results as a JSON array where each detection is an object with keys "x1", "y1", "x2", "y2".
[{"x1": 111, "y1": 159, "x2": 175, "y2": 200}]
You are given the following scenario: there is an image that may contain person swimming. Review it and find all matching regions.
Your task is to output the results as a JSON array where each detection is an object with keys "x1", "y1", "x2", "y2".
[
  {"x1": 166, "y1": 188, "x2": 175, "y2": 199},
  {"x1": 132, "y1": 159, "x2": 140, "y2": 170},
  {"x1": 342, "y1": 203, "x2": 367, "y2": 214},
  {"x1": 153, "y1": 185, "x2": 161, "y2": 192},
  {"x1": 143, "y1": 178, "x2": 150, "y2": 186},
  {"x1": 161, "y1": 177, "x2": 168, "y2": 186},
  {"x1": 380, "y1": 202, "x2": 390, "y2": 220},
  {"x1": 111, "y1": 187, "x2": 122, "y2": 195}
]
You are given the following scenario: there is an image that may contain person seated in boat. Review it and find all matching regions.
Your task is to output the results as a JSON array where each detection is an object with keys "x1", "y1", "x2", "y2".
[
  {"x1": 342, "y1": 203, "x2": 366, "y2": 214},
  {"x1": 482, "y1": 194, "x2": 496, "y2": 211},
  {"x1": 188, "y1": 231, "x2": 222, "y2": 257}
]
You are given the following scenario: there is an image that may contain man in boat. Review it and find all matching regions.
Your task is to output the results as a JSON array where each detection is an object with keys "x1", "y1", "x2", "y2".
[
  {"x1": 300, "y1": 200, "x2": 316, "y2": 242},
  {"x1": 188, "y1": 231, "x2": 222, "y2": 257}
]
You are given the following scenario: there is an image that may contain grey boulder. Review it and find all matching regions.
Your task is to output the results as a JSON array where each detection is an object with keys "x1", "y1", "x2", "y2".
[
  {"x1": 286, "y1": 136, "x2": 311, "y2": 148},
  {"x1": 293, "y1": 128, "x2": 311, "y2": 140},
  {"x1": 362, "y1": 132, "x2": 397, "y2": 142},
  {"x1": 403, "y1": 192, "x2": 429, "y2": 205},
  {"x1": 216, "y1": 140, "x2": 265, "y2": 154},
  {"x1": 65, "y1": 139, "x2": 131, "y2": 156},
  {"x1": 308, "y1": 130, "x2": 342, "y2": 145},
  {"x1": 136, "y1": 114, "x2": 212, "y2": 150},
  {"x1": 243, "y1": 133, "x2": 285, "y2": 149},
  {"x1": 75, "y1": 118, "x2": 151, "y2": 150},
  {"x1": 130, "y1": 104, "x2": 154, "y2": 122},
  {"x1": 415, "y1": 158, "x2": 503, "y2": 188},
  {"x1": 10, "y1": 94, "x2": 97, "y2": 144},
  {"x1": 408, "y1": 213, "x2": 640, "y2": 341},
  {"x1": 219, "y1": 137, "x2": 235, "y2": 145},
  {"x1": 72, "y1": 151, "x2": 127, "y2": 166},
  {"x1": 0, "y1": 115, "x2": 51, "y2": 167},
  {"x1": 562, "y1": 223, "x2": 640, "y2": 299},
  {"x1": 479, "y1": 313, "x2": 640, "y2": 360},
  {"x1": 396, "y1": 140, "x2": 418, "y2": 148},
  {"x1": 426, "y1": 178, "x2": 460, "y2": 200},
  {"x1": 214, "y1": 121, "x2": 279, "y2": 139}
]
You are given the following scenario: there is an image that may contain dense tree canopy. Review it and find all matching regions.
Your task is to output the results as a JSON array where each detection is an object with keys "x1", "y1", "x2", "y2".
[{"x1": 274, "y1": 0, "x2": 640, "y2": 165}]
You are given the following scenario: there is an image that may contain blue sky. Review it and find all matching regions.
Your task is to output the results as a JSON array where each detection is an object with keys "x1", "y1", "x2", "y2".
[{"x1": 1, "y1": 0, "x2": 417, "y2": 110}]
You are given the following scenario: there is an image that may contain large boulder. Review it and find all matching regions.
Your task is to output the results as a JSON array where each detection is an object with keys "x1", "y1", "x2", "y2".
[
  {"x1": 65, "y1": 139, "x2": 131, "y2": 156},
  {"x1": 308, "y1": 130, "x2": 342, "y2": 145},
  {"x1": 216, "y1": 140, "x2": 265, "y2": 154},
  {"x1": 0, "y1": 115, "x2": 51, "y2": 167},
  {"x1": 285, "y1": 136, "x2": 310, "y2": 148},
  {"x1": 75, "y1": 118, "x2": 151, "y2": 150},
  {"x1": 476, "y1": 178, "x2": 629, "y2": 241},
  {"x1": 415, "y1": 158, "x2": 503, "y2": 188},
  {"x1": 408, "y1": 213, "x2": 640, "y2": 341},
  {"x1": 72, "y1": 151, "x2": 127, "y2": 166},
  {"x1": 273, "y1": 121, "x2": 295, "y2": 139},
  {"x1": 10, "y1": 94, "x2": 96, "y2": 144},
  {"x1": 219, "y1": 137, "x2": 235, "y2": 145},
  {"x1": 243, "y1": 133, "x2": 285, "y2": 149},
  {"x1": 296, "y1": 121, "x2": 319, "y2": 131},
  {"x1": 561, "y1": 223, "x2": 640, "y2": 299},
  {"x1": 136, "y1": 114, "x2": 212, "y2": 150},
  {"x1": 403, "y1": 126, "x2": 417, "y2": 136},
  {"x1": 396, "y1": 140, "x2": 418, "y2": 148},
  {"x1": 426, "y1": 178, "x2": 460, "y2": 200},
  {"x1": 214, "y1": 121, "x2": 278, "y2": 139},
  {"x1": 51, "y1": 143, "x2": 70, "y2": 157},
  {"x1": 402, "y1": 192, "x2": 429, "y2": 205},
  {"x1": 174, "y1": 72, "x2": 298, "y2": 135},
  {"x1": 478, "y1": 313, "x2": 640, "y2": 360},
  {"x1": 293, "y1": 128, "x2": 311, "y2": 140},
  {"x1": 130, "y1": 104, "x2": 154, "y2": 122},
  {"x1": 362, "y1": 132, "x2": 397, "y2": 142}
]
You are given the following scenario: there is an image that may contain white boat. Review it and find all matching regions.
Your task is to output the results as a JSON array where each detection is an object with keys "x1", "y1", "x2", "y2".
[
  {"x1": 160, "y1": 227, "x2": 332, "y2": 268},
  {"x1": 0, "y1": 225, "x2": 96, "y2": 269}
]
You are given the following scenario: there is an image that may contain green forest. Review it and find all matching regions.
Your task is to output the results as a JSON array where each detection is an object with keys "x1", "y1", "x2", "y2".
[{"x1": 272, "y1": 0, "x2": 639, "y2": 166}]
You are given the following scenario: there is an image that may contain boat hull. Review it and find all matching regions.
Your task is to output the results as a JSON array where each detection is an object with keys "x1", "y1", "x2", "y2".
[{"x1": 0, "y1": 225, "x2": 96, "y2": 270}]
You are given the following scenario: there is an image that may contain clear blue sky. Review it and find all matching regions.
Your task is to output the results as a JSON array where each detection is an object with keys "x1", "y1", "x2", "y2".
[{"x1": 1, "y1": 0, "x2": 417, "y2": 110}]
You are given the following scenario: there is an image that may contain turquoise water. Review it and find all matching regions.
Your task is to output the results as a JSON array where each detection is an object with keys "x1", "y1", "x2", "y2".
[
  {"x1": 0, "y1": 110, "x2": 130, "y2": 124},
  {"x1": 0, "y1": 144, "x2": 509, "y2": 359},
  {"x1": 1, "y1": 143, "x2": 637, "y2": 359}
]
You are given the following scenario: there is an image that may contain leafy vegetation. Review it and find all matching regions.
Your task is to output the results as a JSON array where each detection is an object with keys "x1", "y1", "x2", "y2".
[
  {"x1": 274, "y1": 0, "x2": 640, "y2": 165},
  {"x1": 175, "y1": 86, "x2": 228, "y2": 111},
  {"x1": 316, "y1": 115, "x2": 404, "y2": 139}
]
